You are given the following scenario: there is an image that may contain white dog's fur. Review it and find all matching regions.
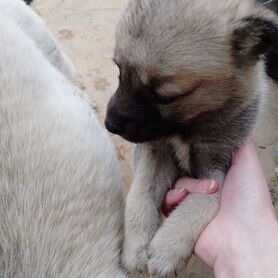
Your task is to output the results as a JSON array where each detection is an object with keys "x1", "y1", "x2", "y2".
[
  {"x1": 0, "y1": 1, "x2": 126, "y2": 277},
  {"x1": 0, "y1": 0, "x2": 75, "y2": 82}
]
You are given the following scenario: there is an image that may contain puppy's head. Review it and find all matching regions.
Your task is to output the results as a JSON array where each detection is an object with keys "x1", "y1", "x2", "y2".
[{"x1": 105, "y1": 0, "x2": 278, "y2": 143}]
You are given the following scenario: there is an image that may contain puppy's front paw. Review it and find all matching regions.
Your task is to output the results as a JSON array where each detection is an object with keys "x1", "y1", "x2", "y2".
[
  {"x1": 148, "y1": 232, "x2": 192, "y2": 277},
  {"x1": 122, "y1": 240, "x2": 149, "y2": 273}
]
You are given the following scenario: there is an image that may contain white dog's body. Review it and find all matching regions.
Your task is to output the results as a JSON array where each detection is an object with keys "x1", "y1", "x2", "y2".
[
  {"x1": 0, "y1": 1, "x2": 126, "y2": 277},
  {"x1": 0, "y1": 0, "x2": 75, "y2": 81}
]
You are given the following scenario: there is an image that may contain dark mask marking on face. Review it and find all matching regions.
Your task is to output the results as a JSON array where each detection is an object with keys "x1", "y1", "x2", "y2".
[{"x1": 105, "y1": 65, "x2": 175, "y2": 143}]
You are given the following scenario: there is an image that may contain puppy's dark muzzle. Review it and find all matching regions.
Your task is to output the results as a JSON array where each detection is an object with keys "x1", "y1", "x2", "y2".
[
  {"x1": 105, "y1": 118, "x2": 125, "y2": 135},
  {"x1": 105, "y1": 93, "x2": 128, "y2": 136},
  {"x1": 105, "y1": 103, "x2": 129, "y2": 136},
  {"x1": 105, "y1": 91, "x2": 170, "y2": 143}
]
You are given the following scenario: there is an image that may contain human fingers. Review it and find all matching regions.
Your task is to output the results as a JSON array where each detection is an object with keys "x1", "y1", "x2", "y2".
[{"x1": 163, "y1": 178, "x2": 219, "y2": 216}]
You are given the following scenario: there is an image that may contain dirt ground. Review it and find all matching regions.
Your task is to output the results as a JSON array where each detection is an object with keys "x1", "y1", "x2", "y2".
[{"x1": 33, "y1": 0, "x2": 278, "y2": 277}]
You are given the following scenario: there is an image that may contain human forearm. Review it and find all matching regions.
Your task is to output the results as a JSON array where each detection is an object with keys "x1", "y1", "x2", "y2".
[{"x1": 214, "y1": 218, "x2": 278, "y2": 278}]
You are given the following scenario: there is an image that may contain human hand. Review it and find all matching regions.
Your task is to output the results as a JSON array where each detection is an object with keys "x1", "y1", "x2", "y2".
[
  {"x1": 162, "y1": 178, "x2": 219, "y2": 216},
  {"x1": 164, "y1": 141, "x2": 278, "y2": 278}
]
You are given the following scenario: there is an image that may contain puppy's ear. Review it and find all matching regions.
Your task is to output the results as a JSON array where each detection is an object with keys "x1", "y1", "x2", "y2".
[{"x1": 232, "y1": 17, "x2": 278, "y2": 66}]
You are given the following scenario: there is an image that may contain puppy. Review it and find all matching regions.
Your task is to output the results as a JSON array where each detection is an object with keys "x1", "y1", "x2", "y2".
[
  {"x1": 0, "y1": 1, "x2": 126, "y2": 277},
  {"x1": 105, "y1": 0, "x2": 278, "y2": 276}
]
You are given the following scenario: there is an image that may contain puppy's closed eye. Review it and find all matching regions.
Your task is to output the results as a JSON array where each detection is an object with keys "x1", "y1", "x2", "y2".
[
  {"x1": 152, "y1": 87, "x2": 197, "y2": 105},
  {"x1": 151, "y1": 91, "x2": 180, "y2": 105}
]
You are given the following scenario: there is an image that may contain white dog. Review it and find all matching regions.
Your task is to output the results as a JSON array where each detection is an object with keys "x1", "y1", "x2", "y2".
[
  {"x1": 0, "y1": 1, "x2": 126, "y2": 277},
  {"x1": 0, "y1": 0, "x2": 75, "y2": 81}
]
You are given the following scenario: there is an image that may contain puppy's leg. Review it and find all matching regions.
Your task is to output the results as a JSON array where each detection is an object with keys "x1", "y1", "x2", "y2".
[
  {"x1": 148, "y1": 192, "x2": 221, "y2": 277},
  {"x1": 0, "y1": 0, "x2": 75, "y2": 81},
  {"x1": 148, "y1": 144, "x2": 228, "y2": 276},
  {"x1": 122, "y1": 142, "x2": 177, "y2": 273}
]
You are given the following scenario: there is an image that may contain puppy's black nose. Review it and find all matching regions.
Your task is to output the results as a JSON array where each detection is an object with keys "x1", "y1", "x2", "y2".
[{"x1": 105, "y1": 119, "x2": 125, "y2": 135}]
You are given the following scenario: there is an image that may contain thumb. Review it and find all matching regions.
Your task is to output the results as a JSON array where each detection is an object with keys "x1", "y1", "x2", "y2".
[
  {"x1": 175, "y1": 178, "x2": 219, "y2": 194},
  {"x1": 163, "y1": 178, "x2": 219, "y2": 216}
]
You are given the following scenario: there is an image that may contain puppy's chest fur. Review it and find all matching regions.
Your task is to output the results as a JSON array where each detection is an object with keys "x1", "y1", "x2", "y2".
[
  {"x1": 169, "y1": 137, "x2": 191, "y2": 177},
  {"x1": 168, "y1": 136, "x2": 228, "y2": 185}
]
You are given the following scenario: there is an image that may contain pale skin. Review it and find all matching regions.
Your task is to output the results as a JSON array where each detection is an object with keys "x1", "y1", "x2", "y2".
[{"x1": 163, "y1": 141, "x2": 278, "y2": 278}]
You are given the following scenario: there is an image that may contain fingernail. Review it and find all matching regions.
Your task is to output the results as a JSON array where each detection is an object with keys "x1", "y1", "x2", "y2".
[
  {"x1": 178, "y1": 188, "x2": 187, "y2": 194},
  {"x1": 209, "y1": 180, "x2": 217, "y2": 191}
]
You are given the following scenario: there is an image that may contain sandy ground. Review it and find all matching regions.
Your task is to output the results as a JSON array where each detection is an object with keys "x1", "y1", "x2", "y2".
[{"x1": 33, "y1": 0, "x2": 278, "y2": 277}]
